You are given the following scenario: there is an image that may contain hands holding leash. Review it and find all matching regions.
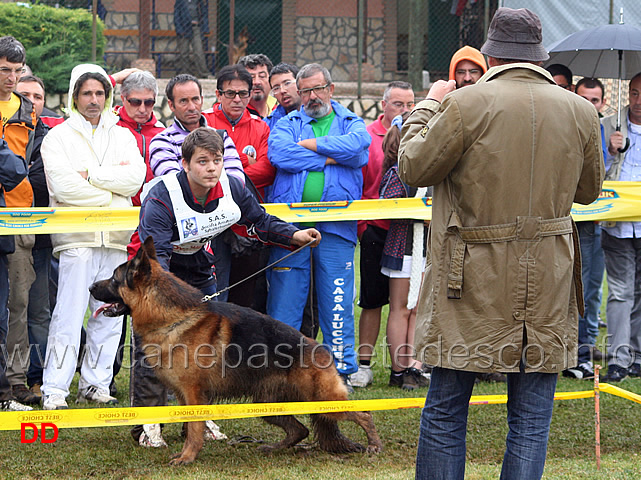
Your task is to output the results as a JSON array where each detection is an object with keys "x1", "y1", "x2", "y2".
[{"x1": 291, "y1": 228, "x2": 321, "y2": 248}]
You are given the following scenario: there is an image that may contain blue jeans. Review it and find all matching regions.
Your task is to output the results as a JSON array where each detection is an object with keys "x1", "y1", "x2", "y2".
[
  {"x1": 0, "y1": 254, "x2": 12, "y2": 400},
  {"x1": 26, "y1": 247, "x2": 52, "y2": 387},
  {"x1": 576, "y1": 222, "x2": 605, "y2": 363},
  {"x1": 415, "y1": 367, "x2": 557, "y2": 480}
]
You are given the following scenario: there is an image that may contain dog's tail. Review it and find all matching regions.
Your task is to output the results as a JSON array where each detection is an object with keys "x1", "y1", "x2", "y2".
[{"x1": 310, "y1": 414, "x2": 365, "y2": 454}]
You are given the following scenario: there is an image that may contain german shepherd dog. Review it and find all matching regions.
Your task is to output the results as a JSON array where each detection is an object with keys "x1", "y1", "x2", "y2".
[{"x1": 90, "y1": 237, "x2": 382, "y2": 465}]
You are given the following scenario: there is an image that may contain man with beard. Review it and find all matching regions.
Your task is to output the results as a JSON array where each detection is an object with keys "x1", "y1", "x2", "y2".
[
  {"x1": 238, "y1": 54, "x2": 277, "y2": 119},
  {"x1": 449, "y1": 46, "x2": 487, "y2": 89},
  {"x1": 267, "y1": 63, "x2": 371, "y2": 393}
]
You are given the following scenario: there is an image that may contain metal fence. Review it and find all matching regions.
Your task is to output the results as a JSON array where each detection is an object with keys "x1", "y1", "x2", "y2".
[{"x1": 25, "y1": 0, "x2": 499, "y2": 85}]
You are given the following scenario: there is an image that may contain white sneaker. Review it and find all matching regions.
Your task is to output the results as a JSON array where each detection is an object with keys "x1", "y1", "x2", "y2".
[
  {"x1": 0, "y1": 399, "x2": 34, "y2": 411},
  {"x1": 139, "y1": 423, "x2": 168, "y2": 448},
  {"x1": 350, "y1": 365, "x2": 374, "y2": 388},
  {"x1": 204, "y1": 420, "x2": 228, "y2": 441},
  {"x1": 43, "y1": 394, "x2": 68, "y2": 410},
  {"x1": 77, "y1": 385, "x2": 118, "y2": 405}
]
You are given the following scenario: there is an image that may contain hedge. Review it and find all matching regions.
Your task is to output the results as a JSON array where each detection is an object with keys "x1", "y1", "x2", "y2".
[{"x1": 0, "y1": 2, "x2": 105, "y2": 95}]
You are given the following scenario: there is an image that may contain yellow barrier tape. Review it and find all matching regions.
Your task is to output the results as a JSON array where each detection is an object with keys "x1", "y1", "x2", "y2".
[
  {"x1": 1, "y1": 386, "x2": 630, "y2": 431},
  {"x1": 600, "y1": 383, "x2": 641, "y2": 404},
  {"x1": 0, "y1": 181, "x2": 639, "y2": 235},
  {"x1": 571, "y1": 182, "x2": 641, "y2": 222}
]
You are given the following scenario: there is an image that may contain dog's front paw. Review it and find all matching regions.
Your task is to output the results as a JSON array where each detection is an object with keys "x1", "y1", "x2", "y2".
[
  {"x1": 366, "y1": 443, "x2": 383, "y2": 454},
  {"x1": 169, "y1": 452, "x2": 196, "y2": 466}
]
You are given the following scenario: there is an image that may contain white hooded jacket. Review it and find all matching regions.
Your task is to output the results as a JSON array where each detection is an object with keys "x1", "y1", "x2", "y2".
[{"x1": 42, "y1": 64, "x2": 146, "y2": 255}]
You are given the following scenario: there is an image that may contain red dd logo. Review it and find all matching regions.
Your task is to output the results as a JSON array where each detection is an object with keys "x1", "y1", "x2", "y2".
[{"x1": 20, "y1": 422, "x2": 59, "y2": 443}]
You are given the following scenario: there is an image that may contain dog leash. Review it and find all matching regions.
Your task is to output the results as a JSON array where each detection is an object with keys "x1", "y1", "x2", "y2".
[{"x1": 201, "y1": 238, "x2": 317, "y2": 303}]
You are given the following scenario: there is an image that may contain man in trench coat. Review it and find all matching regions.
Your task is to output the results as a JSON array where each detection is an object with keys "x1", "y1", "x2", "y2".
[{"x1": 399, "y1": 8, "x2": 604, "y2": 480}]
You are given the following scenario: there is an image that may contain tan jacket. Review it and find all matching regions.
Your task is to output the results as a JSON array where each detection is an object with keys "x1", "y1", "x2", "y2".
[{"x1": 398, "y1": 64, "x2": 604, "y2": 373}]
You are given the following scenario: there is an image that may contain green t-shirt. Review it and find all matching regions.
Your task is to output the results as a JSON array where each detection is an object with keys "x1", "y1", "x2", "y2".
[{"x1": 300, "y1": 110, "x2": 335, "y2": 226}]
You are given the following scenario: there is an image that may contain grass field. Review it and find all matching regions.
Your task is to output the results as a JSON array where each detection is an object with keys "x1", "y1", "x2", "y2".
[{"x1": 1, "y1": 251, "x2": 640, "y2": 479}]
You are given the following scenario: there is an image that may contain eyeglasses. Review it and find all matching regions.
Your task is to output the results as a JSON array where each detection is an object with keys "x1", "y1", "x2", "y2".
[
  {"x1": 455, "y1": 69, "x2": 481, "y2": 76},
  {"x1": 219, "y1": 89, "x2": 250, "y2": 99},
  {"x1": 126, "y1": 97, "x2": 155, "y2": 107},
  {"x1": 558, "y1": 83, "x2": 572, "y2": 90},
  {"x1": 298, "y1": 83, "x2": 330, "y2": 97},
  {"x1": 390, "y1": 101, "x2": 414, "y2": 109},
  {"x1": 271, "y1": 79, "x2": 295, "y2": 94},
  {"x1": 0, "y1": 67, "x2": 26, "y2": 77}
]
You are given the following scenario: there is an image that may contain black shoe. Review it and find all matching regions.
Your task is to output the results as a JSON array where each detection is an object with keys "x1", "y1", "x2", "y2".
[
  {"x1": 340, "y1": 374, "x2": 354, "y2": 394},
  {"x1": 601, "y1": 365, "x2": 628, "y2": 383},
  {"x1": 109, "y1": 379, "x2": 117, "y2": 397},
  {"x1": 629, "y1": 363, "x2": 641, "y2": 378},
  {"x1": 402, "y1": 367, "x2": 430, "y2": 391},
  {"x1": 562, "y1": 361, "x2": 595, "y2": 380},
  {"x1": 476, "y1": 372, "x2": 507, "y2": 383},
  {"x1": 388, "y1": 370, "x2": 404, "y2": 388},
  {"x1": 11, "y1": 384, "x2": 41, "y2": 405}
]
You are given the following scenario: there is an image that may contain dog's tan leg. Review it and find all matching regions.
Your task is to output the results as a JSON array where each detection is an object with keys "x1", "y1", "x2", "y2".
[
  {"x1": 259, "y1": 415, "x2": 309, "y2": 452},
  {"x1": 168, "y1": 385, "x2": 208, "y2": 466},
  {"x1": 169, "y1": 421, "x2": 205, "y2": 465},
  {"x1": 343, "y1": 411, "x2": 383, "y2": 453}
]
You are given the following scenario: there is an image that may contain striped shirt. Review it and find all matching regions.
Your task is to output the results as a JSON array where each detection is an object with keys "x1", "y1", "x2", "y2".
[{"x1": 149, "y1": 114, "x2": 245, "y2": 183}]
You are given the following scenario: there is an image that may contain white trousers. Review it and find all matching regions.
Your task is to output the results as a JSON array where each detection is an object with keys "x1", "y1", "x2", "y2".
[{"x1": 42, "y1": 247, "x2": 125, "y2": 398}]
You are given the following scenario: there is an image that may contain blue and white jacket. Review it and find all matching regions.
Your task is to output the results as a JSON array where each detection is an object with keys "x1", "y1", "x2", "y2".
[{"x1": 267, "y1": 100, "x2": 370, "y2": 245}]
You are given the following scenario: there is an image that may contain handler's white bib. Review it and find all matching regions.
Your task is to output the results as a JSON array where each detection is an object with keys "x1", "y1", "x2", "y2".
[{"x1": 162, "y1": 169, "x2": 241, "y2": 255}]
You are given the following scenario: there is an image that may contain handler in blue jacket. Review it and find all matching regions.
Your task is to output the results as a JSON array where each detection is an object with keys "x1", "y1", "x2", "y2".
[{"x1": 267, "y1": 63, "x2": 370, "y2": 391}]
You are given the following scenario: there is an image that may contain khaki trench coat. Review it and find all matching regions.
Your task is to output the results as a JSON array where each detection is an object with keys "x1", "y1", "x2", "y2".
[{"x1": 398, "y1": 64, "x2": 604, "y2": 373}]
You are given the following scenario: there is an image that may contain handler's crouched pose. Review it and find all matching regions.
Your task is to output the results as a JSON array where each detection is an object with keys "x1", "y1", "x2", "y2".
[{"x1": 130, "y1": 127, "x2": 320, "y2": 447}]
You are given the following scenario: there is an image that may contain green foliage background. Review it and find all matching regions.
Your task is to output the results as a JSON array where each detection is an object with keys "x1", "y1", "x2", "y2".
[{"x1": 0, "y1": 2, "x2": 105, "y2": 95}]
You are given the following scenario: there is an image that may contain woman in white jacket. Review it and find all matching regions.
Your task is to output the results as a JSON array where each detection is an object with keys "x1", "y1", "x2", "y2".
[{"x1": 41, "y1": 64, "x2": 146, "y2": 410}]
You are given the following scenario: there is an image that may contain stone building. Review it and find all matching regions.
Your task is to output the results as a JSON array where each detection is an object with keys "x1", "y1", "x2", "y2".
[{"x1": 101, "y1": 0, "x2": 494, "y2": 82}]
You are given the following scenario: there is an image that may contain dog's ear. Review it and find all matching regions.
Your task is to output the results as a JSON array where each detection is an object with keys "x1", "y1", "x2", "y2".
[
  {"x1": 126, "y1": 239, "x2": 155, "y2": 289},
  {"x1": 142, "y1": 235, "x2": 158, "y2": 260},
  {"x1": 126, "y1": 246, "x2": 153, "y2": 289}
]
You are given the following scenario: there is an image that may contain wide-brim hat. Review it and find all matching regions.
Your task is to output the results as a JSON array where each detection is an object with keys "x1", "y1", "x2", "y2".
[{"x1": 481, "y1": 7, "x2": 549, "y2": 62}]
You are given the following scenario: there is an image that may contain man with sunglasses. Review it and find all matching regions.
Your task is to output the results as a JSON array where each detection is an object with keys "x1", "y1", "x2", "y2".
[
  {"x1": 203, "y1": 64, "x2": 273, "y2": 312},
  {"x1": 115, "y1": 70, "x2": 165, "y2": 206},
  {"x1": 267, "y1": 63, "x2": 371, "y2": 393},
  {"x1": 204, "y1": 65, "x2": 273, "y2": 196}
]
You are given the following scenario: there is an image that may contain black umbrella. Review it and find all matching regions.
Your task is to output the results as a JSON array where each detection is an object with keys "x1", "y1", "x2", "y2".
[{"x1": 546, "y1": 11, "x2": 641, "y2": 152}]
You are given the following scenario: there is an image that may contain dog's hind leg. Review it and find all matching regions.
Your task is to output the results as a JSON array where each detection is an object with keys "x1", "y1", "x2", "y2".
[
  {"x1": 343, "y1": 411, "x2": 383, "y2": 453},
  {"x1": 310, "y1": 414, "x2": 366, "y2": 454},
  {"x1": 258, "y1": 415, "x2": 309, "y2": 452}
]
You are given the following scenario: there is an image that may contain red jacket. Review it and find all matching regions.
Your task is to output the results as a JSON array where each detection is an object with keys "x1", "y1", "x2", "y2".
[
  {"x1": 203, "y1": 104, "x2": 274, "y2": 199},
  {"x1": 115, "y1": 105, "x2": 165, "y2": 205},
  {"x1": 358, "y1": 114, "x2": 390, "y2": 237}
]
